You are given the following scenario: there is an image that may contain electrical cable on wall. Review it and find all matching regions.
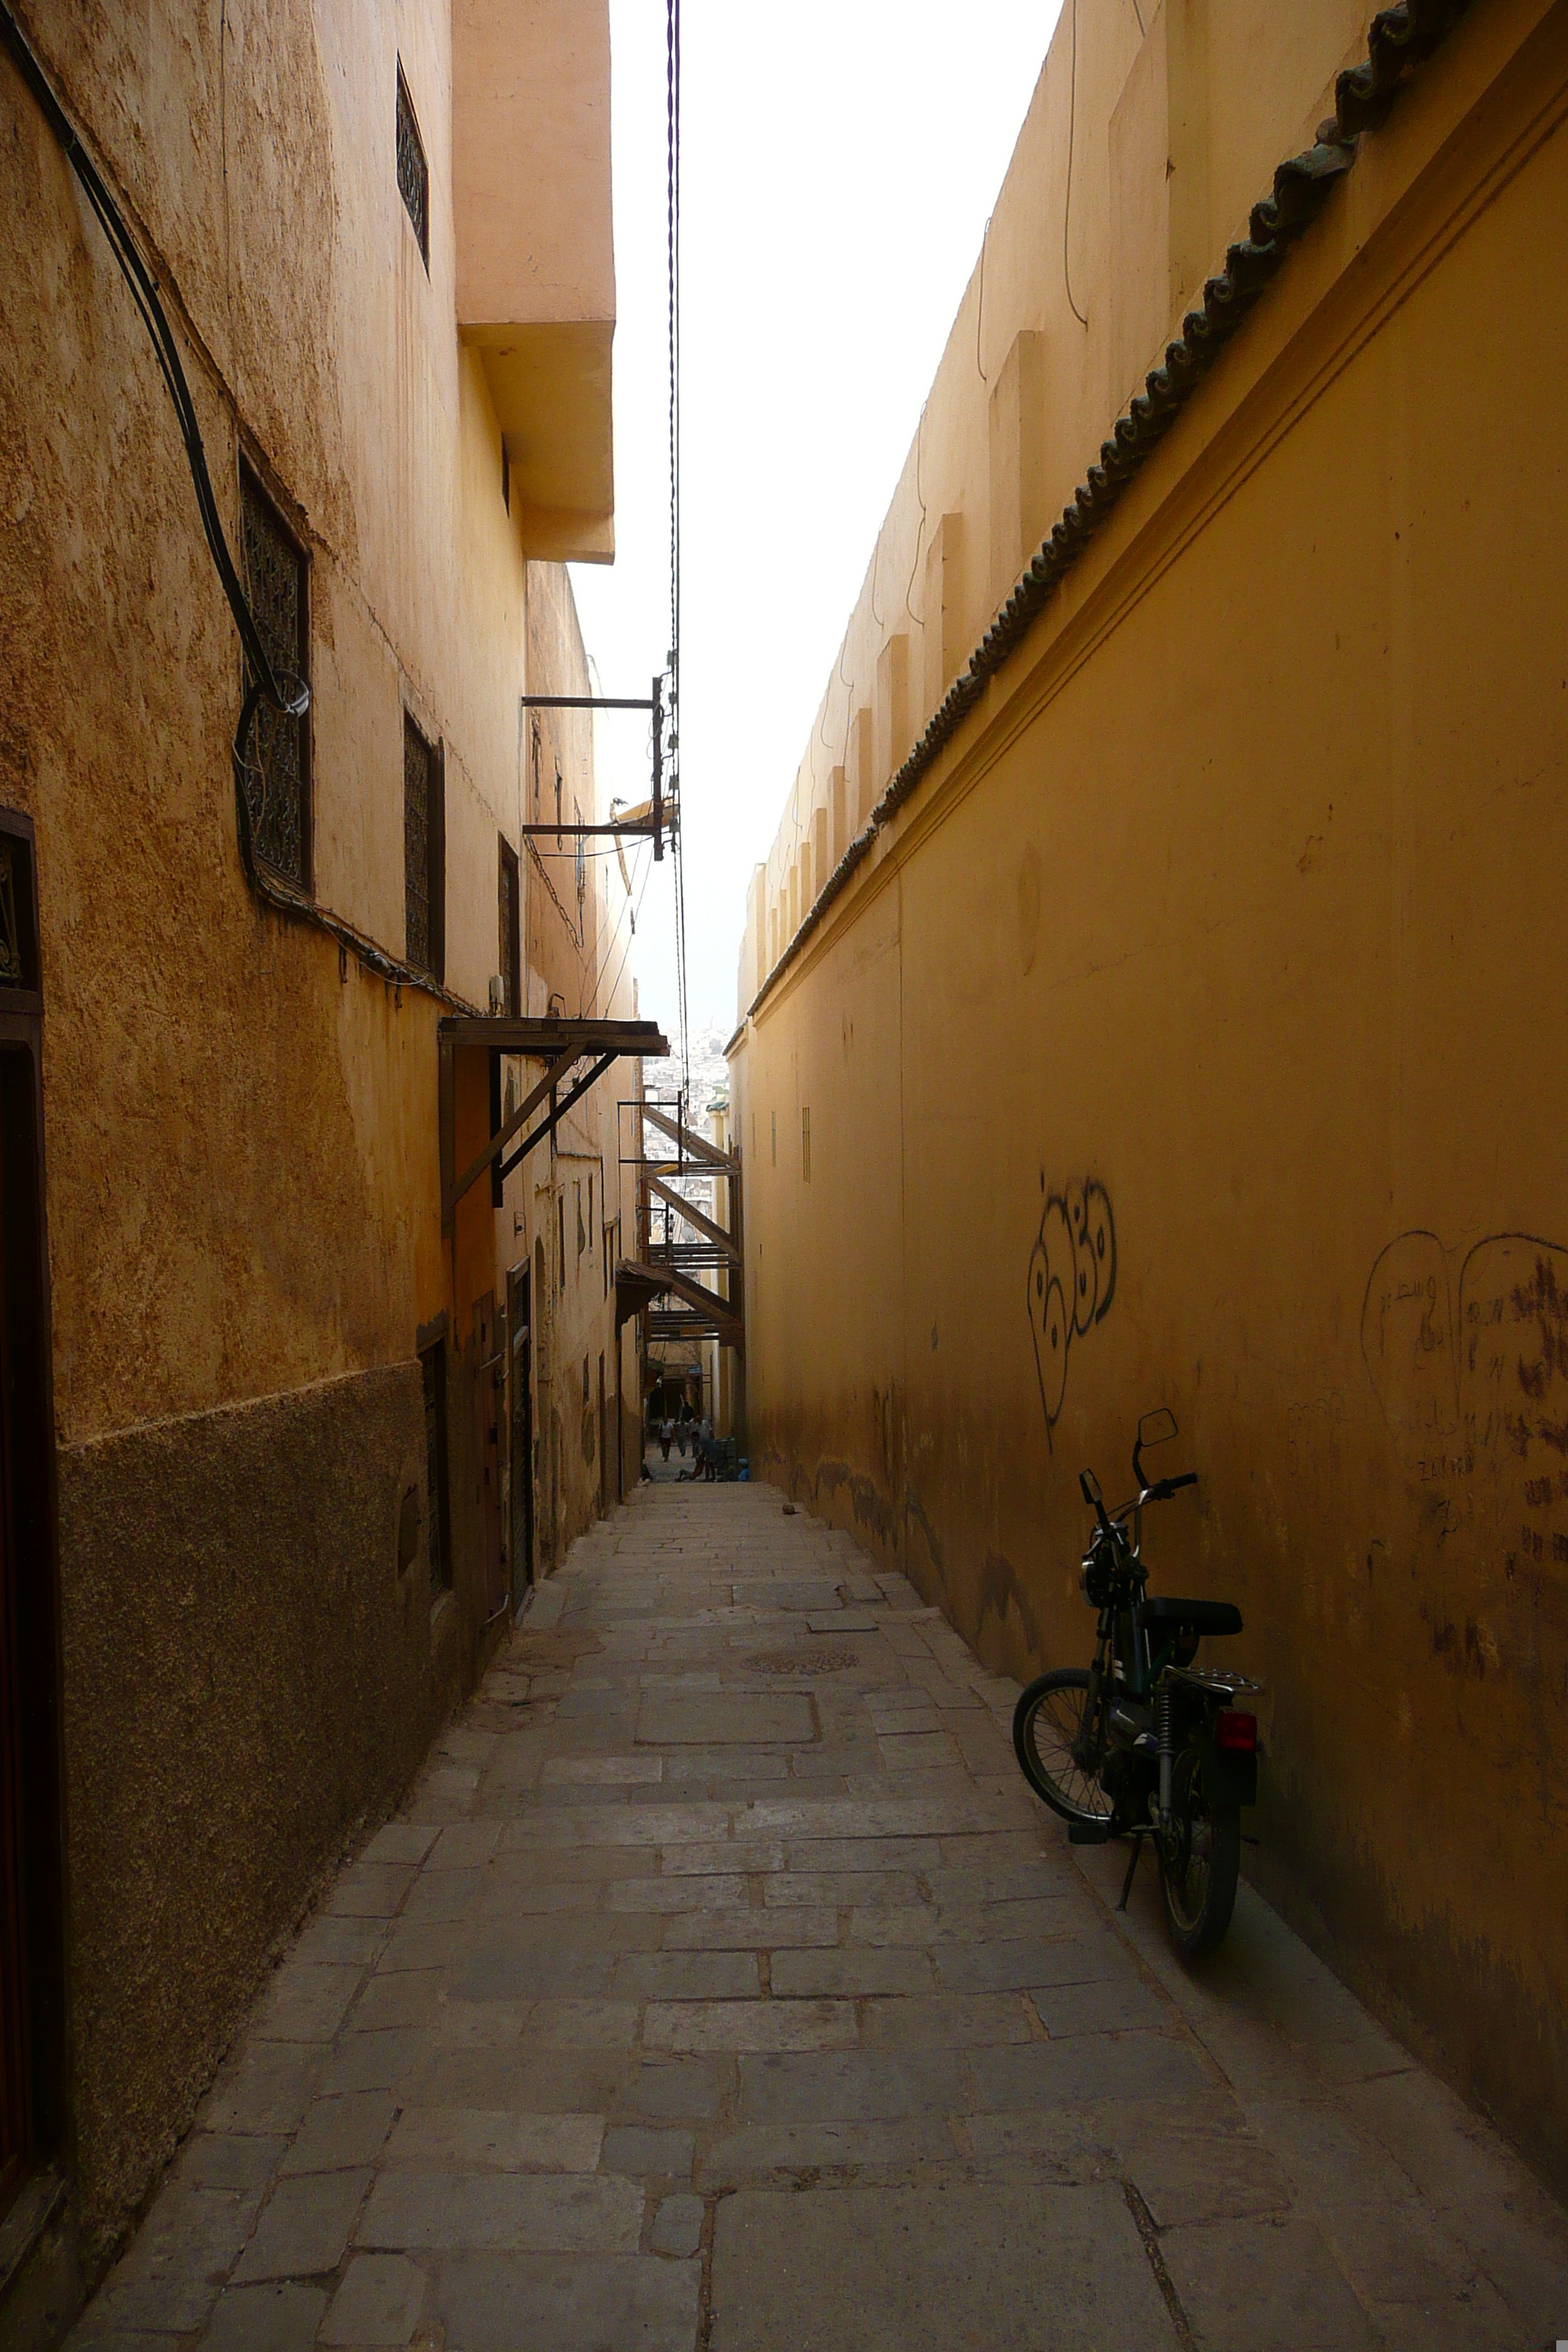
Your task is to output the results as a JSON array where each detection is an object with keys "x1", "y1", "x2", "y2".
[
  {"x1": 597, "y1": 840, "x2": 657, "y2": 1023},
  {"x1": 1063, "y1": 0, "x2": 1089, "y2": 327},
  {"x1": 904, "y1": 400, "x2": 928, "y2": 624},
  {"x1": 0, "y1": 0, "x2": 473, "y2": 1007},
  {"x1": 577, "y1": 832, "x2": 651, "y2": 1017}
]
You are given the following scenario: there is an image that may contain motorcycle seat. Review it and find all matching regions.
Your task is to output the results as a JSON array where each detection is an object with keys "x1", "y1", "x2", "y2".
[{"x1": 1138, "y1": 1594, "x2": 1243, "y2": 1637}]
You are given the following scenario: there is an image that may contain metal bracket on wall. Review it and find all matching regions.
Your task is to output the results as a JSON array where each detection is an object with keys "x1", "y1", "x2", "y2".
[
  {"x1": 520, "y1": 682, "x2": 668, "y2": 859},
  {"x1": 438, "y1": 1017, "x2": 668, "y2": 1236}
]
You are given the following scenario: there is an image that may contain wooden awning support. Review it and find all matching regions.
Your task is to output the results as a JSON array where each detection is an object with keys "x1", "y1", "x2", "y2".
[
  {"x1": 641, "y1": 1100, "x2": 736, "y2": 1172},
  {"x1": 439, "y1": 1017, "x2": 668, "y2": 1235},
  {"x1": 614, "y1": 1256, "x2": 743, "y2": 1350},
  {"x1": 643, "y1": 1172, "x2": 740, "y2": 1265},
  {"x1": 619, "y1": 1098, "x2": 746, "y2": 1358}
]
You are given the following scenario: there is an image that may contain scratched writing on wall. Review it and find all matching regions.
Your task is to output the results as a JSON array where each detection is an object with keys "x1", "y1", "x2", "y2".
[
  {"x1": 1027, "y1": 1179, "x2": 1116, "y2": 1449},
  {"x1": 1361, "y1": 1229, "x2": 1568, "y2": 1573}
]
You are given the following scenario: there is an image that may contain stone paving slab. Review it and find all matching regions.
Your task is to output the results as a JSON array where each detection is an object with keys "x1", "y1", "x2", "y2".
[{"x1": 66, "y1": 1480, "x2": 1568, "y2": 2351}]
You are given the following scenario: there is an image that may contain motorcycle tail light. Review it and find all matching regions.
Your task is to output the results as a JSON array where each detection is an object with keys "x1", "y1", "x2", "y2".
[{"x1": 1215, "y1": 1708, "x2": 1256, "y2": 1752}]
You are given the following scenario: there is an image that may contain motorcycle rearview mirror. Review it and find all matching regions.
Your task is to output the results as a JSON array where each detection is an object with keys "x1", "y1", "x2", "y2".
[
  {"x1": 1133, "y1": 1406, "x2": 1178, "y2": 1492},
  {"x1": 1078, "y1": 1466, "x2": 1114, "y2": 1534}
]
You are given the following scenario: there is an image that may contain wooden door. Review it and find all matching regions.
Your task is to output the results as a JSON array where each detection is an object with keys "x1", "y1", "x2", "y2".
[
  {"x1": 0, "y1": 815, "x2": 66, "y2": 2220},
  {"x1": 0, "y1": 1120, "x2": 29, "y2": 2210},
  {"x1": 472, "y1": 1292, "x2": 505, "y2": 1616},
  {"x1": 508, "y1": 1264, "x2": 532, "y2": 1610},
  {"x1": 597, "y1": 1354, "x2": 606, "y2": 1514}
]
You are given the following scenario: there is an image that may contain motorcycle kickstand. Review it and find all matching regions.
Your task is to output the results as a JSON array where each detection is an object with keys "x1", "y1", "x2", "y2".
[{"x1": 1117, "y1": 1828, "x2": 1151, "y2": 1912}]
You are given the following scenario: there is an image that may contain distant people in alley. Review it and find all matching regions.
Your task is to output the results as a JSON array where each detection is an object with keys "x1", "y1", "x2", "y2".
[{"x1": 660, "y1": 1414, "x2": 674, "y2": 1461}]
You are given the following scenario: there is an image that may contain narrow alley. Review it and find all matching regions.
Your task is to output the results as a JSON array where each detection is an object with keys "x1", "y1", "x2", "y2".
[{"x1": 70, "y1": 1482, "x2": 1567, "y2": 2352}]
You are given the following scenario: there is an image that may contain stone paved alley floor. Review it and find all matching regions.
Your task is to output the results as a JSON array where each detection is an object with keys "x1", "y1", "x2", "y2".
[{"x1": 73, "y1": 1482, "x2": 1567, "y2": 2351}]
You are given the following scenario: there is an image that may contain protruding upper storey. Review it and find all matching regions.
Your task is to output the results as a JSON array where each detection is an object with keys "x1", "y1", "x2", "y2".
[{"x1": 453, "y1": 0, "x2": 616, "y2": 562}]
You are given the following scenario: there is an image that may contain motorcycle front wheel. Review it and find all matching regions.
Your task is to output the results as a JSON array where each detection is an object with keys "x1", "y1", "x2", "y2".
[
  {"x1": 1012, "y1": 1670, "x2": 1116, "y2": 1831},
  {"x1": 1158, "y1": 1743, "x2": 1240, "y2": 1958}
]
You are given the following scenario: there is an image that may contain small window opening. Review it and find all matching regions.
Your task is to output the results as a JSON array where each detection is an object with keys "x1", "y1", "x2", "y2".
[
  {"x1": 0, "y1": 829, "x2": 39, "y2": 990},
  {"x1": 588, "y1": 1175, "x2": 594, "y2": 1240},
  {"x1": 396, "y1": 64, "x2": 429, "y2": 268},
  {"x1": 802, "y1": 1107, "x2": 812, "y2": 1183},
  {"x1": 403, "y1": 713, "x2": 442, "y2": 977},
  {"x1": 558, "y1": 1195, "x2": 566, "y2": 1291},
  {"x1": 239, "y1": 463, "x2": 309, "y2": 889},
  {"x1": 502, "y1": 439, "x2": 510, "y2": 513},
  {"x1": 498, "y1": 837, "x2": 520, "y2": 1017},
  {"x1": 576, "y1": 1180, "x2": 585, "y2": 1259},
  {"x1": 582, "y1": 1355, "x2": 590, "y2": 1406}
]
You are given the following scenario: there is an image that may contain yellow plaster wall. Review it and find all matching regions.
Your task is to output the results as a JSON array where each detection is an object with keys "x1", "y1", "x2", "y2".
[
  {"x1": 732, "y1": 0, "x2": 1568, "y2": 2193},
  {"x1": 0, "y1": 0, "x2": 636, "y2": 2253}
]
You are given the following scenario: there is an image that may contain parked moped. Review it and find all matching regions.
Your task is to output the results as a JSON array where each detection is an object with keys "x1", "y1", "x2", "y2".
[{"x1": 1013, "y1": 1410, "x2": 1260, "y2": 1956}]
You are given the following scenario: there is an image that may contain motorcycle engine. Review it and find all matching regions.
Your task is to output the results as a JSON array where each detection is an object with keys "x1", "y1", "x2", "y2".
[{"x1": 1100, "y1": 1745, "x2": 1151, "y2": 1821}]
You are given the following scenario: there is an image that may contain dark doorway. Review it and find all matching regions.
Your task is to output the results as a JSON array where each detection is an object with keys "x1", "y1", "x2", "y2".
[
  {"x1": 0, "y1": 812, "x2": 65, "y2": 2220},
  {"x1": 472, "y1": 1292, "x2": 505, "y2": 1617},
  {"x1": 508, "y1": 1263, "x2": 532, "y2": 1610},
  {"x1": 597, "y1": 1353, "x2": 606, "y2": 1515}
]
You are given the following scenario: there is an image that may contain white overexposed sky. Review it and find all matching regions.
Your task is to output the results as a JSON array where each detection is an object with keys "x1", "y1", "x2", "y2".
[{"x1": 571, "y1": 0, "x2": 1066, "y2": 1045}]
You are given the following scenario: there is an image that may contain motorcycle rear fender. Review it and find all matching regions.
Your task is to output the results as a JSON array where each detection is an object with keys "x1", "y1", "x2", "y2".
[{"x1": 1199, "y1": 1732, "x2": 1256, "y2": 1808}]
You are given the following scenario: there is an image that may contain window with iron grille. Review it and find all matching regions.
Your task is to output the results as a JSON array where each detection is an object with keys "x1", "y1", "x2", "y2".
[
  {"x1": 396, "y1": 64, "x2": 429, "y2": 268},
  {"x1": 498, "y1": 837, "x2": 520, "y2": 1017},
  {"x1": 403, "y1": 713, "x2": 443, "y2": 977},
  {"x1": 239, "y1": 463, "x2": 309, "y2": 887},
  {"x1": 421, "y1": 1339, "x2": 451, "y2": 1597}
]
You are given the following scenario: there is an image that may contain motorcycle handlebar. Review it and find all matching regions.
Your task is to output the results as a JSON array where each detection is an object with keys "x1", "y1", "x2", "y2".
[{"x1": 1081, "y1": 1466, "x2": 1197, "y2": 1534}]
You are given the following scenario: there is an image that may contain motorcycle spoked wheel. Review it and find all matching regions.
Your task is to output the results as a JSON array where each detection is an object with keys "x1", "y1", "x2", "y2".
[
  {"x1": 1012, "y1": 1669, "x2": 1117, "y2": 1831},
  {"x1": 1157, "y1": 1743, "x2": 1240, "y2": 1958}
]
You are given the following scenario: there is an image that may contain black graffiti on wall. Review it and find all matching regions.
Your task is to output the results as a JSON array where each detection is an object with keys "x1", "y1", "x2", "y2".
[{"x1": 1027, "y1": 1179, "x2": 1117, "y2": 1448}]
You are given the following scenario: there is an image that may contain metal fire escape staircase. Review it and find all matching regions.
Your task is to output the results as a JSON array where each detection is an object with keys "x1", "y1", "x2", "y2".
[{"x1": 615, "y1": 1102, "x2": 743, "y2": 1354}]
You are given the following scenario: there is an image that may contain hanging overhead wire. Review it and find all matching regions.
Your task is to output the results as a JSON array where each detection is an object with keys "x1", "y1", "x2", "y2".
[
  {"x1": 666, "y1": 0, "x2": 690, "y2": 1099},
  {"x1": 597, "y1": 839, "x2": 657, "y2": 1022}
]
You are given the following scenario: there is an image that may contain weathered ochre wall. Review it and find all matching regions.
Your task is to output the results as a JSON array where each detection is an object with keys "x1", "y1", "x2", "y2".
[
  {"x1": 55, "y1": 1369, "x2": 429, "y2": 2236},
  {"x1": 731, "y1": 0, "x2": 1568, "y2": 2193},
  {"x1": 0, "y1": 0, "x2": 636, "y2": 2282}
]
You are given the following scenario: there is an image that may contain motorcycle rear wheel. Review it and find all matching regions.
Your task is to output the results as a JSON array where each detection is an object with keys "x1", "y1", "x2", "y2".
[
  {"x1": 1012, "y1": 1670, "x2": 1116, "y2": 1830},
  {"x1": 1158, "y1": 1744, "x2": 1240, "y2": 1957}
]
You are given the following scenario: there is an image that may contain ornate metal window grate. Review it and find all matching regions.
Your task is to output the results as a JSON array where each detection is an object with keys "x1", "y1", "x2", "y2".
[
  {"x1": 396, "y1": 65, "x2": 429, "y2": 268},
  {"x1": 498, "y1": 839, "x2": 519, "y2": 1016},
  {"x1": 239, "y1": 466, "x2": 308, "y2": 887},
  {"x1": 0, "y1": 841, "x2": 21, "y2": 986},
  {"x1": 404, "y1": 713, "x2": 434, "y2": 972}
]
